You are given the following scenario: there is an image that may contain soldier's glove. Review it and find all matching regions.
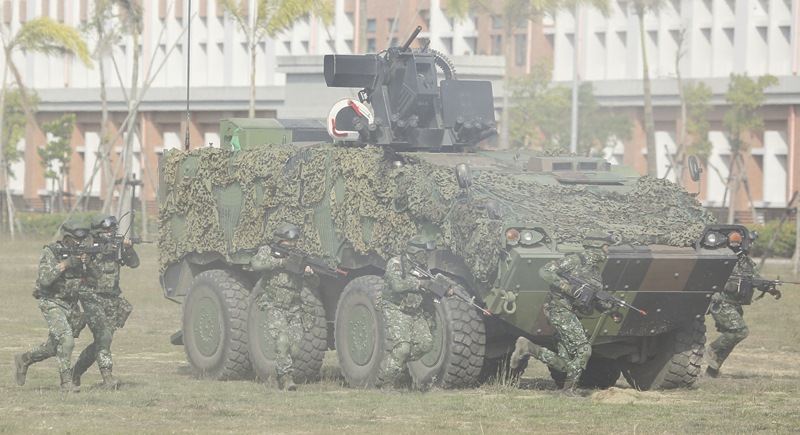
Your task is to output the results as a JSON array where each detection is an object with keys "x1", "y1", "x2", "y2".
[
  {"x1": 410, "y1": 269, "x2": 423, "y2": 278},
  {"x1": 711, "y1": 293, "x2": 724, "y2": 305},
  {"x1": 596, "y1": 300, "x2": 614, "y2": 312},
  {"x1": 768, "y1": 289, "x2": 782, "y2": 300},
  {"x1": 560, "y1": 283, "x2": 576, "y2": 296},
  {"x1": 63, "y1": 256, "x2": 82, "y2": 270}
]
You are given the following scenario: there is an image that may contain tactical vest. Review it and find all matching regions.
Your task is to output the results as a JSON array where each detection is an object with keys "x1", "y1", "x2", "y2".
[
  {"x1": 88, "y1": 244, "x2": 122, "y2": 296},
  {"x1": 35, "y1": 243, "x2": 88, "y2": 300}
]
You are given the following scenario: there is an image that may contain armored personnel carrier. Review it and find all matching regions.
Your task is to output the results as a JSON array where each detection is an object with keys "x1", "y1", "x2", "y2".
[{"x1": 158, "y1": 28, "x2": 742, "y2": 390}]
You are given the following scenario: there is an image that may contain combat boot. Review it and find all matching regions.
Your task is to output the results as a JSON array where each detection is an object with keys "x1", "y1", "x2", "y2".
[
  {"x1": 510, "y1": 337, "x2": 542, "y2": 369},
  {"x1": 14, "y1": 353, "x2": 31, "y2": 386},
  {"x1": 276, "y1": 374, "x2": 297, "y2": 391},
  {"x1": 60, "y1": 370, "x2": 80, "y2": 393},
  {"x1": 705, "y1": 347, "x2": 721, "y2": 378},
  {"x1": 100, "y1": 368, "x2": 119, "y2": 389},
  {"x1": 557, "y1": 379, "x2": 582, "y2": 398}
]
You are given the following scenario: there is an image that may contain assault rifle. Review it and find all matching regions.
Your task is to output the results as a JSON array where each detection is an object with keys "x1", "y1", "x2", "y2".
[
  {"x1": 558, "y1": 273, "x2": 647, "y2": 317},
  {"x1": 93, "y1": 234, "x2": 151, "y2": 263},
  {"x1": 271, "y1": 245, "x2": 347, "y2": 279},
  {"x1": 51, "y1": 245, "x2": 105, "y2": 258},
  {"x1": 728, "y1": 274, "x2": 795, "y2": 301},
  {"x1": 410, "y1": 265, "x2": 492, "y2": 316}
]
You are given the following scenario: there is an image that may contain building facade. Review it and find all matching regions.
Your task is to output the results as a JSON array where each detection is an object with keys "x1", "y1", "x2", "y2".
[{"x1": 1, "y1": 0, "x2": 799, "y2": 224}]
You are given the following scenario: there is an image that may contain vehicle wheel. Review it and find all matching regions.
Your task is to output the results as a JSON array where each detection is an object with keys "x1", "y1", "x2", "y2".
[
  {"x1": 334, "y1": 276, "x2": 393, "y2": 388},
  {"x1": 408, "y1": 296, "x2": 486, "y2": 389},
  {"x1": 247, "y1": 283, "x2": 328, "y2": 384},
  {"x1": 549, "y1": 357, "x2": 621, "y2": 389},
  {"x1": 182, "y1": 269, "x2": 251, "y2": 380},
  {"x1": 620, "y1": 318, "x2": 706, "y2": 390}
]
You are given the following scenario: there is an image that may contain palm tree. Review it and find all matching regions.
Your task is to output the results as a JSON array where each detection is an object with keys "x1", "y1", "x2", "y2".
[
  {"x1": 631, "y1": 0, "x2": 666, "y2": 177},
  {"x1": 0, "y1": 15, "x2": 92, "y2": 238},
  {"x1": 219, "y1": 0, "x2": 333, "y2": 118},
  {"x1": 443, "y1": 0, "x2": 610, "y2": 149}
]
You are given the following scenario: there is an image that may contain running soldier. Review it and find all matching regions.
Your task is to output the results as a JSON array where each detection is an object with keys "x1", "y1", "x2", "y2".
[
  {"x1": 14, "y1": 219, "x2": 91, "y2": 392},
  {"x1": 72, "y1": 214, "x2": 138, "y2": 389}
]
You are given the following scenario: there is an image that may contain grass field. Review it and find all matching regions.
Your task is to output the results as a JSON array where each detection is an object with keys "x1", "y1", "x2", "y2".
[{"x1": 1, "y1": 238, "x2": 799, "y2": 433}]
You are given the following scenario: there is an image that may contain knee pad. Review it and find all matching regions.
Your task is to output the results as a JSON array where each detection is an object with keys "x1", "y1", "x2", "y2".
[
  {"x1": 58, "y1": 334, "x2": 75, "y2": 355},
  {"x1": 98, "y1": 329, "x2": 113, "y2": 349},
  {"x1": 275, "y1": 333, "x2": 290, "y2": 354},
  {"x1": 732, "y1": 326, "x2": 749, "y2": 343},
  {"x1": 392, "y1": 342, "x2": 412, "y2": 362},
  {"x1": 576, "y1": 343, "x2": 592, "y2": 367}
]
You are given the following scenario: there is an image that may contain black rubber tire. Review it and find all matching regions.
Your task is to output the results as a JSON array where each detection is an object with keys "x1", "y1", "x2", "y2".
[
  {"x1": 182, "y1": 269, "x2": 251, "y2": 380},
  {"x1": 246, "y1": 282, "x2": 327, "y2": 384},
  {"x1": 620, "y1": 318, "x2": 706, "y2": 390},
  {"x1": 334, "y1": 276, "x2": 393, "y2": 388},
  {"x1": 408, "y1": 297, "x2": 486, "y2": 389},
  {"x1": 549, "y1": 357, "x2": 621, "y2": 389}
]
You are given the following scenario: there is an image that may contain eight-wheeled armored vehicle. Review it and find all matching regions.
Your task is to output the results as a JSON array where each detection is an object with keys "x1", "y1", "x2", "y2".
[{"x1": 158, "y1": 28, "x2": 743, "y2": 390}]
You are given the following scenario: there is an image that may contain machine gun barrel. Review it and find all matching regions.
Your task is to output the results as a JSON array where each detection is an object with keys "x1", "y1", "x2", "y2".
[
  {"x1": 400, "y1": 25, "x2": 422, "y2": 52},
  {"x1": 411, "y1": 265, "x2": 492, "y2": 316}
]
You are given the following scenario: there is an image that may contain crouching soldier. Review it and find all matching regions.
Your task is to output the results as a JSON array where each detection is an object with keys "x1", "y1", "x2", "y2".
[
  {"x1": 250, "y1": 223, "x2": 319, "y2": 391},
  {"x1": 14, "y1": 218, "x2": 91, "y2": 392},
  {"x1": 511, "y1": 230, "x2": 615, "y2": 397},
  {"x1": 379, "y1": 235, "x2": 450, "y2": 390},
  {"x1": 72, "y1": 214, "x2": 138, "y2": 389}
]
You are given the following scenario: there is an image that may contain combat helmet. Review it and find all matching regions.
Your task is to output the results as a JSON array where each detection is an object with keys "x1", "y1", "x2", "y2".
[
  {"x1": 406, "y1": 235, "x2": 436, "y2": 254},
  {"x1": 61, "y1": 218, "x2": 90, "y2": 239},
  {"x1": 582, "y1": 230, "x2": 616, "y2": 248},
  {"x1": 273, "y1": 222, "x2": 301, "y2": 243},
  {"x1": 91, "y1": 214, "x2": 118, "y2": 233}
]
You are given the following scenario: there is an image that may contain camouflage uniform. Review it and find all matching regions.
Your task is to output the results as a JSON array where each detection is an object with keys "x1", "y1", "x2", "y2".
[
  {"x1": 14, "y1": 219, "x2": 91, "y2": 392},
  {"x1": 250, "y1": 223, "x2": 319, "y2": 391},
  {"x1": 511, "y1": 230, "x2": 614, "y2": 395},
  {"x1": 706, "y1": 253, "x2": 758, "y2": 377},
  {"x1": 73, "y1": 215, "x2": 139, "y2": 388},
  {"x1": 379, "y1": 236, "x2": 436, "y2": 388}
]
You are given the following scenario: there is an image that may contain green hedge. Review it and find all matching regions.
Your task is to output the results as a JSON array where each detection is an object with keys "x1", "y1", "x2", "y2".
[
  {"x1": 16, "y1": 212, "x2": 146, "y2": 238},
  {"x1": 749, "y1": 219, "x2": 797, "y2": 258}
]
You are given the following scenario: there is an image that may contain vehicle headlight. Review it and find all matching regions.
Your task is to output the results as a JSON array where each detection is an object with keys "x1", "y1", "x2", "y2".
[
  {"x1": 519, "y1": 230, "x2": 544, "y2": 246},
  {"x1": 506, "y1": 228, "x2": 521, "y2": 246},
  {"x1": 703, "y1": 231, "x2": 725, "y2": 247}
]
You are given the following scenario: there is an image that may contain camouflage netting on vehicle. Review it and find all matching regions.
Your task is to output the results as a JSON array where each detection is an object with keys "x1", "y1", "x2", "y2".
[{"x1": 158, "y1": 145, "x2": 715, "y2": 284}]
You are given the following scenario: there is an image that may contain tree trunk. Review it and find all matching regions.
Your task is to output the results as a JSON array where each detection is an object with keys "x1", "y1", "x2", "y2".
[
  {"x1": 0, "y1": 63, "x2": 15, "y2": 239},
  {"x1": 249, "y1": 41, "x2": 256, "y2": 118},
  {"x1": 501, "y1": 28, "x2": 512, "y2": 149},
  {"x1": 100, "y1": 51, "x2": 115, "y2": 213},
  {"x1": 118, "y1": 30, "x2": 141, "y2": 233},
  {"x1": 638, "y1": 10, "x2": 657, "y2": 177},
  {"x1": 726, "y1": 152, "x2": 741, "y2": 224}
]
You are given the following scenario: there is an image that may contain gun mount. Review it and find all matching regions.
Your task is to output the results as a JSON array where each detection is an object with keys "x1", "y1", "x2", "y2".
[{"x1": 323, "y1": 26, "x2": 497, "y2": 151}]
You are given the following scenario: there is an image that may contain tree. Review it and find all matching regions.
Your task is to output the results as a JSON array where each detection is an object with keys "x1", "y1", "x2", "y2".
[
  {"x1": 0, "y1": 14, "x2": 92, "y2": 238},
  {"x1": 631, "y1": 0, "x2": 667, "y2": 177},
  {"x1": 722, "y1": 73, "x2": 778, "y2": 224},
  {"x1": 509, "y1": 62, "x2": 631, "y2": 154},
  {"x1": 683, "y1": 82, "x2": 713, "y2": 161},
  {"x1": 1, "y1": 89, "x2": 37, "y2": 231},
  {"x1": 38, "y1": 114, "x2": 77, "y2": 213},
  {"x1": 443, "y1": 0, "x2": 610, "y2": 149},
  {"x1": 219, "y1": 0, "x2": 333, "y2": 118}
]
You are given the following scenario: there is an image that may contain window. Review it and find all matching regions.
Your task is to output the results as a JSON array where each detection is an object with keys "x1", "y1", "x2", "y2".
[
  {"x1": 441, "y1": 37, "x2": 453, "y2": 54},
  {"x1": 367, "y1": 38, "x2": 376, "y2": 53},
  {"x1": 491, "y1": 35, "x2": 503, "y2": 55},
  {"x1": 514, "y1": 34, "x2": 526, "y2": 66},
  {"x1": 367, "y1": 18, "x2": 376, "y2": 33},
  {"x1": 492, "y1": 15, "x2": 503, "y2": 29}
]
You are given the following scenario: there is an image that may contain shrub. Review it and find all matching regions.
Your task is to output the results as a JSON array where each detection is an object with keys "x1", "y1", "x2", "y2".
[
  {"x1": 749, "y1": 219, "x2": 796, "y2": 258},
  {"x1": 16, "y1": 211, "x2": 145, "y2": 238}
]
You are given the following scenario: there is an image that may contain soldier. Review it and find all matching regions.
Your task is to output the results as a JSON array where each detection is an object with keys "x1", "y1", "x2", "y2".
[
  {"x1": 380, "y1": 235, "x2": 451, "y2": 390},
  {"x1": 706, "y1": 231, "x2": 771, "y2": 378},
  {"x1": 71, "y1": 214, "x2": 138, "y2": 389},
  {"x1": 14, "y1": 218, "x2": 91, "y2": 392},
  {"x1": 510, "y1": 230, "x2": 615, "y2": 397},
  {"x1": 250, "y1": 222, "x2": 318, "y2": 391}
]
